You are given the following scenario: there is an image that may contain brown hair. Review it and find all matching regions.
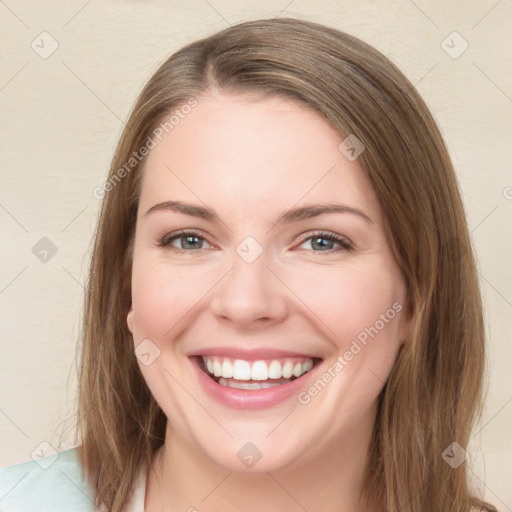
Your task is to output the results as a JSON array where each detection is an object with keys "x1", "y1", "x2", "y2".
[{"x1": 75, "y1": 17, "x2": 496, "y2": 512}]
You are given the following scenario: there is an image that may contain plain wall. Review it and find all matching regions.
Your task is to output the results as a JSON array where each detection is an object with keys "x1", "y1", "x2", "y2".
[{"x1": 1, "y1": 0, "x2": 511, "y2": 508}]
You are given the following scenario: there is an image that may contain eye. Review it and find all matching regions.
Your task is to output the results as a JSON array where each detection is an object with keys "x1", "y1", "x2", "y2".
[
  {"x1": 296, "y1": 231, "x2": 353, "y2": 253},
  {"x1": 158, "y1": 230, "x2": 212, "y2": 253},
  {"x1": 158, "y1": 229, "x2": 353, "y2": 254}
]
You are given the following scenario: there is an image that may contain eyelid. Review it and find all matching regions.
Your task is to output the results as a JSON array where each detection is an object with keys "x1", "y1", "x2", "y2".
[
  {"x1": 295, "y1": 230, "x2": 351, "y2": 244},
  {"x1": 158, "y1": 228, "x2": 353, "y2": 253},
  {"x1": 294, "y1": 230, "x2": 353, "y2": 251},
  {"x1": 159, "y1": 228, "x2": 215, "y2": 249}
]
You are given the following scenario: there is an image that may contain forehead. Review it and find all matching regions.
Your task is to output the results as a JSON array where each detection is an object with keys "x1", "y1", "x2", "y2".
[{"x1": 138, "y1": 93, "x2": 382, "y2": 223}]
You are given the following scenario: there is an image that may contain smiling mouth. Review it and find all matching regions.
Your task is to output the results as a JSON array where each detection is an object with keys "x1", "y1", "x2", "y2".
[{"x1": 193, "y1": 355, "x2": 321, "y2": 390}]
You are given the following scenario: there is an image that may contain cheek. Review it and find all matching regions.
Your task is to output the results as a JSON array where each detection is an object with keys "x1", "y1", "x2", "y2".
[
  {"x1": 285, "y1": 262, "x2": 406, "y2": 353},
  {"x1": 288, "y1": 265, "x2": 406, "y2": 415},
  {"x1": 130, "y1": 259, "x2": 217, "y2": 337}
]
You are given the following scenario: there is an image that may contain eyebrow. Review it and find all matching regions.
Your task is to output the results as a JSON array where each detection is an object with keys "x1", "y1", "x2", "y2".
[{"x1": 145, "y1": 200, "x2": 373, "y2": 225}]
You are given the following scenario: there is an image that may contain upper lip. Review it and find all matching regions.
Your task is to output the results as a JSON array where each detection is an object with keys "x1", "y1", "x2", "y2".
[{"x1": 187, "y1": 346, "x2": 320, "y2": 361}]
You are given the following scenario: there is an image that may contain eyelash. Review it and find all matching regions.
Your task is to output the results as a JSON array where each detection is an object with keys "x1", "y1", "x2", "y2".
[{"x1": 157, "y1": 229, "x2": 354, "y2": 254}]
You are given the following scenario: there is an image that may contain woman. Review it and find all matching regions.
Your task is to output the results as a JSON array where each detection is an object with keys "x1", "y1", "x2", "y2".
[{"x1": 0, "y1": 17, "x2": 497, "y2": 512}]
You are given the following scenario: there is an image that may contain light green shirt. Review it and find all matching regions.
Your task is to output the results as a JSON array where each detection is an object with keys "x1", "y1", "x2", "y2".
[{"x1": 0, "y1": 447, "x2": 146, "y2": 511}]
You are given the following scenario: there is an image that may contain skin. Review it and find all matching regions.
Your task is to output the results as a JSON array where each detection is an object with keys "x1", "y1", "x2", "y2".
[{"x1": 126, "y1": 90, "x2": 411, "y2": 512}]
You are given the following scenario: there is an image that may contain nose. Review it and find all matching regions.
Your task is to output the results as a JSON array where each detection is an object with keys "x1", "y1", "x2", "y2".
[{"x1": 209, "y1": 248, "x2": 289, "y2": 330}]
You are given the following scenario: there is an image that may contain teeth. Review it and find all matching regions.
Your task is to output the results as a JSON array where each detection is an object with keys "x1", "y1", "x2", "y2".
[
  {"x1": 233, "y1": 359, "x2": 251, "y2": 380},
  {"x1": 268, "y1": 360, "x2": 282, "y2": 379},
  {"x1": 282, "y1": 361, "x2": 293, "y2": 378},
  {"x1": 201, "y1": 356, "x2": 315, "y2": 382},
  {"x1": 218, "y1": 377, "x2": 287, "y2": 389},
  {"x1": 221, "y1": 360, "x2": 233, "y2": 378},
  {"x1": 292, "y1": 363, "x2": 303, "y2": 377},
  {"x1": 251, "y1": 361, "x2": 268, "y2": 380},
  {"x1": 213, "y1": 359, "x2": 222, "y2": 377}
]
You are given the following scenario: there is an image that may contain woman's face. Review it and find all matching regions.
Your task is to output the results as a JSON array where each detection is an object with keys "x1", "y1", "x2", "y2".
[{"x1": 127, "y1": 91, "x2": 410, "y2": 472}]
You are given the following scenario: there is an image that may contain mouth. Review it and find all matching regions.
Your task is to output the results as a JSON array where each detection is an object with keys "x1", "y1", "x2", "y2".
[{"x1": 192, "y1": 355, "x2": 322, "y2": 390}]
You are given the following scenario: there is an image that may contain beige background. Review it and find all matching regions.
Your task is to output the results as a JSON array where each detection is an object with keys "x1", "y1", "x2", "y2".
[{"x1": 1, "y1": 0, "x2": 511, "y2": 508}]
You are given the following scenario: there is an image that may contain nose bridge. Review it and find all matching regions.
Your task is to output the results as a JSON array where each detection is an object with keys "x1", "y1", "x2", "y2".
[{"x1": 210, "y1": 235, "x2": 288, "y2": 326}]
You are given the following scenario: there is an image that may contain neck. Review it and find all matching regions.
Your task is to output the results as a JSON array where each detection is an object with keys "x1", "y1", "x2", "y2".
[{"x1": 145, "y1": 408, "x2": 379, "y2": 512}]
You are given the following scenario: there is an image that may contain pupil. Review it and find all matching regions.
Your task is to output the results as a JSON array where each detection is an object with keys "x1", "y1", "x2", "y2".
[
  {"x1": 313, "y1": 237, "x2": 332, "y2": 250},
  {"x1": 183, "y1": 236, "x2": 200, "y2": 249}
]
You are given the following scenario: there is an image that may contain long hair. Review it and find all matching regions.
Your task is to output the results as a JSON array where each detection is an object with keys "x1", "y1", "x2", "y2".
[{"x1": 75, "y1": 17, "x2": 496, "y2": 512}]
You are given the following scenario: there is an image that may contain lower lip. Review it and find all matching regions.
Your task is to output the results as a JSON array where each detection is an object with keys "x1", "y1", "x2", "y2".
[{"x1": 190, "y1": 357, "x2": 321, "y2": 410}]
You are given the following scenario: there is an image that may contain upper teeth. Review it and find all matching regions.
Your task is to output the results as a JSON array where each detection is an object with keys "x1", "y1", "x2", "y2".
[{"x1": 202, "y1": 356, "x2": 314, "y2": 381}]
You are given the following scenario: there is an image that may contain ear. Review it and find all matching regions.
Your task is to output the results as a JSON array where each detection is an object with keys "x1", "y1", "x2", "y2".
[{"x1": 127, "y1": 304, "x2": 134, "y2": 334}]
